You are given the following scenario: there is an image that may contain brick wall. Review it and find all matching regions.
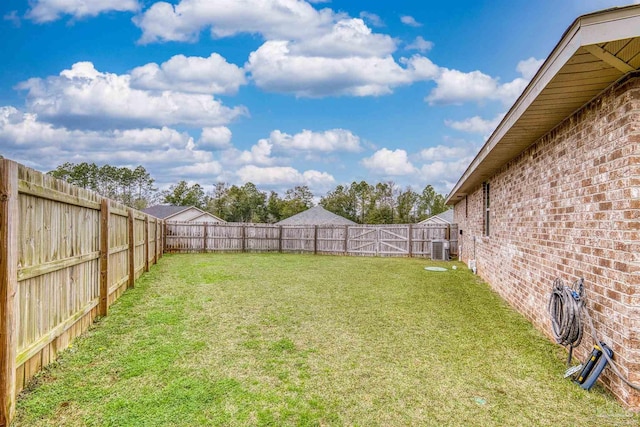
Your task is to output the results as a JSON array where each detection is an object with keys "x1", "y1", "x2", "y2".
[{"x1": 454, "y1": 74, "x2": 640, "y2": 409}]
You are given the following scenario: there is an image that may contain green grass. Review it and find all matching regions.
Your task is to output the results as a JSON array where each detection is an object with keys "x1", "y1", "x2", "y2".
[{"x1": 13, "y1": 254, "x2": 639, "y2": 426}]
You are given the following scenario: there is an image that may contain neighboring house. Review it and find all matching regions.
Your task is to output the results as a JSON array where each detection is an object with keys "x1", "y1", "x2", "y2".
[
  {"x1": 276, "y1": 206, "x2": 357, "y2": 226},
  {"x1": 142, "y1": 205, "x2": 225, "y2": 223},
  {"x1": 418, "y1": 209, "x2": 454, "y2": 225},
  {"x1": 447, "y1": 6, "x2": 640, "y2": 409}
]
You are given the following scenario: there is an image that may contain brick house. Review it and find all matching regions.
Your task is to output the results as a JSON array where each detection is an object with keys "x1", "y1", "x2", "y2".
[{"x1": 447, "y1": 6, "x2": 640, "y2": 409}]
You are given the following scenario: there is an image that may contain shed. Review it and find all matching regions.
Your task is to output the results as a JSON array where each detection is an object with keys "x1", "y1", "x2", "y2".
[
  {"x1": 276, "y1": 206, "x2": 357, "y2": 226},
  {"x1": 418, "y1": 209, "x2": 454, "y2": 225},
  {"x1": 446, "y1": 5, "x2": 640, "y2": 409},
  {"x1": 142, "y1": 205, "x2": 225, "y2": 223}
]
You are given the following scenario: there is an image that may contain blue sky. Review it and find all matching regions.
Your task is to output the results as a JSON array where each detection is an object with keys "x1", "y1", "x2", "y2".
[{"x1": 0, "y1": 0, "x2": 636, "y2": 197}]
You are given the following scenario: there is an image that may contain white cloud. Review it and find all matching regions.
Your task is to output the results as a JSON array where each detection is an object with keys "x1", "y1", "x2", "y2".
[
  {"x1": 236, "y1": 165, "x2": 335, "y2": 187},
  {"x1": 405, "y1": 36, "x2": 433, "y2": 52},
  {"x1": 425, "y1": 67, "x2": 528, "y2": 106},
  {"x1": 134, "y1": 1, "x2": 531, "y2": 106},
  {"x1": 419, "y1": 145, "x2": 474, "y2": 162},
  {"x1": 0, "y1": 106, "x2": 218, "y2": 184},
  {"x1": 219, "y1": 139, "x2": 278, "y2": 167},
  {"x1": 419, "y1": 158, "x2": 472, "y2": 191},
  {"x1": 400, "y1": 15, "x2": 421, "y2": 27},
  {"x1": 4, "y1": 10, "x2": 21, "y2": 26},
  {"x1": 494, "y1": 77, "x2": 528, "y2": 104},
  {"x1": 130, "y1": 53, "x2": 246, "y2": 95},
  {"x1": 0, "y1": 106, "x2": 187, "y2": 150},
  {"x1": 402, "y1": 55, "x2": 440, "y2": 80},
  {"x1": 198, "y1": 127, "x2": 233, "y2": 149},
  {"x1": 444, "y1": 113, "x2": 505, "y2": 135},
  {"x1": 425, "y1": 57, "x2": 543, "y2": 106},
  {"x1": 132, "y1": 2, "x2": 438, "y2": 99},
  {"x1": 414, "y1": 142, "x2": 480, "y2": 193},
  {"x1": 359, "y1": 11, "x2": 384, "y2": 27},
  {"x1": 517, "y1": 57, "x2": 544, "y2": 80},
  {"x1": 246, "y1": 41, "x2": 436, "y2": 97},
  {"x1": 27, "y1": 0, "x2": 139, "y2": 23},
  {"x1": 1, "y1": 106, "x2": 340, "y2": 192},
  {"x1": 426, "y1": 69, "x2": 497, "y2": 105},
  {"x1": 237, "y1": 140, "x2": 275, "y2": 165},
  {"x1": 134, "y1": 0, "x2": 338, "y2": 44},
  {"x1": 361, "y1": 148, "x2": 417, "y2": 176},
  {"x1": 112, "y1": 127, "x2": 195, "y2": 150},
  {"x1": 268, "y1": 128, "x2": 362, "y2": 152},
  {"x1": 169, "y1": 161, "x2": 223, "y2": 176},
  {"x1": 290, "y1": 18, "x2": 396, "y2": 58},
  {"x1": 17, "y1": 61, "x2": 247, "y2": 129}
]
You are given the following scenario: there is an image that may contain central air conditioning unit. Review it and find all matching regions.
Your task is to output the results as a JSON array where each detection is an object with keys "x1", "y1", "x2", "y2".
[{"x1": 430, "y1": 240, "x2": 450, "y2": 261}]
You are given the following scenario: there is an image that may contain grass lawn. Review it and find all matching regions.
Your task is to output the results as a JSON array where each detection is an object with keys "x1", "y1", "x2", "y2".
[{"x1": 13, "y1": 254, "x2": 639, "y2": 426}]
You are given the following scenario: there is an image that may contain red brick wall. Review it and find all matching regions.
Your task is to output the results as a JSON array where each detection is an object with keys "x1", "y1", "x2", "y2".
[{"x1": 454, "y1": 74, "x2": 640, "y2": 409}]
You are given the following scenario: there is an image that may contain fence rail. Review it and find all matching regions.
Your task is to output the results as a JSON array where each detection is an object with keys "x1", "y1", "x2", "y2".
[
  {"x1": 165, "y1": 222, "x2": 458, "y2": 258},
  {"x1": 0, "y1": 159, "x2": 163, "y2": 426}
]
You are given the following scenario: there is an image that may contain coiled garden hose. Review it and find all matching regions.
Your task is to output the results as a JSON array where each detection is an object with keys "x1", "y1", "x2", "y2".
[
  {"x1": 549, "y1": 277, "x2": 640, "y2": 391},
  {"x1": 548, "y1": 277, "x2": 584, "y2": 365}
]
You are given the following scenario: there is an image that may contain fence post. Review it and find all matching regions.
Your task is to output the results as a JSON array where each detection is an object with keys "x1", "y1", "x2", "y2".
[
  {"x1": 408, "y1": 224, "x2": 413, "y2": 257},
  {"x1": 157, "y1": 221, "x2": 161, "y2": 260},
  {"x1": 158, "y1": 220, "x2": 166, "y2": 259},
  {"x1": 344, "y1": 225, "x2": 349, "y2": 255},
  {"x1": 144, "y1": 216, "x2": 149, "y2": 273},
  {"x1": 163, "y1": 221, "x2": 168, "y2": 253},
  {"x1": 314, "y1": 226, "x2": 318, "y2": 255},
  {"x1": 0, "y1": 160, "x2": 18, "y2": 426},
  {"x1": 241, "y1": 225, "x2": 246, "y2": 253},
  {"x1": 128, "y1": 209, "x2": 135, "y2": 288},
  {"x1": 99, "y1": 199, "x2": 110, "y2": 316},
  {"x1": 278, "y1": 226, "x2": 282, "y2": 253},
  {"x1": 153, "y1": 219, "x2": 158, "y2": 264},
  {"x1": 203, "y1": 222, "x2": 208, "y2": 253}
]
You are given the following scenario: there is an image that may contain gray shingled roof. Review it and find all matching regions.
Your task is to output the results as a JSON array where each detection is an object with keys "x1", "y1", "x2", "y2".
[
  {"x1": 276, "y1": 206, "x2": 357, "y2": 226},
  {"x1": 419, "y1": 208, "x2": 454, "y2": 224},
  {"x1": 433, "y1": 209, "x2": 454, "y2": 223},
  {"x1": 141, "y1": 205, "x2": 189, "y2": 219}
]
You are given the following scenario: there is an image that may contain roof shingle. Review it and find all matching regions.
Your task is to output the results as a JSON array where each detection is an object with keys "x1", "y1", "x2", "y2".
[{"x1": 276, "y1": 206, "x2": 357, "y2": 225}]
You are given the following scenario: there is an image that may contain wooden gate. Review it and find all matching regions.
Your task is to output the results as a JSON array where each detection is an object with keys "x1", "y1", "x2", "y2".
[
  {"x1": 347, "y1": 226, "x2": 377, "y2": 255},
  {"x1": 378, "y1": 226, "x2": 409, "y2": 256},
  {"x1": 347, "y1": 226, "x2": 411, "y2": 256}
]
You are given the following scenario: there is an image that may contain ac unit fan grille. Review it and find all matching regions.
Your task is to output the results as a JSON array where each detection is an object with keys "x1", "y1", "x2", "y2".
[{"x1": 431, "y1": 241, "x2": 445, "y2": 261}]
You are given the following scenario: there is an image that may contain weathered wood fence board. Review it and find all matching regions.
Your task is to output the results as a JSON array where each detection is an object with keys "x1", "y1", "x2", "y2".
[
  {"x1": 0, "y1": 159, "x2": 163, "y2": 426},
  {"x1": 165, "y1": 222, "x2": 458, "y2": 258}
]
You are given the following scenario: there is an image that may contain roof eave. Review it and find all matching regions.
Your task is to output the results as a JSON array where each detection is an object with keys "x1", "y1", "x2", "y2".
[{"x1": 446, "y1": 4, "x2": 640, "y2": 205}]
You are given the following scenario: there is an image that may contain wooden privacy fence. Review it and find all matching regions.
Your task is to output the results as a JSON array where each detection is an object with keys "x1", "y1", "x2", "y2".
[
  {"x1": 0, "y1": 159, "x2": 163, "y2": 426},
  {"x1": 165, "y1": 222, "x2": 458, "y2": 258}
]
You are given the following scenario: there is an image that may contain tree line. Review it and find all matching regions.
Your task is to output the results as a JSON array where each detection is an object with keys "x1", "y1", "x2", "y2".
[{"x1": 48, "y1": 162, "x2": 449, "y2": 224}]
